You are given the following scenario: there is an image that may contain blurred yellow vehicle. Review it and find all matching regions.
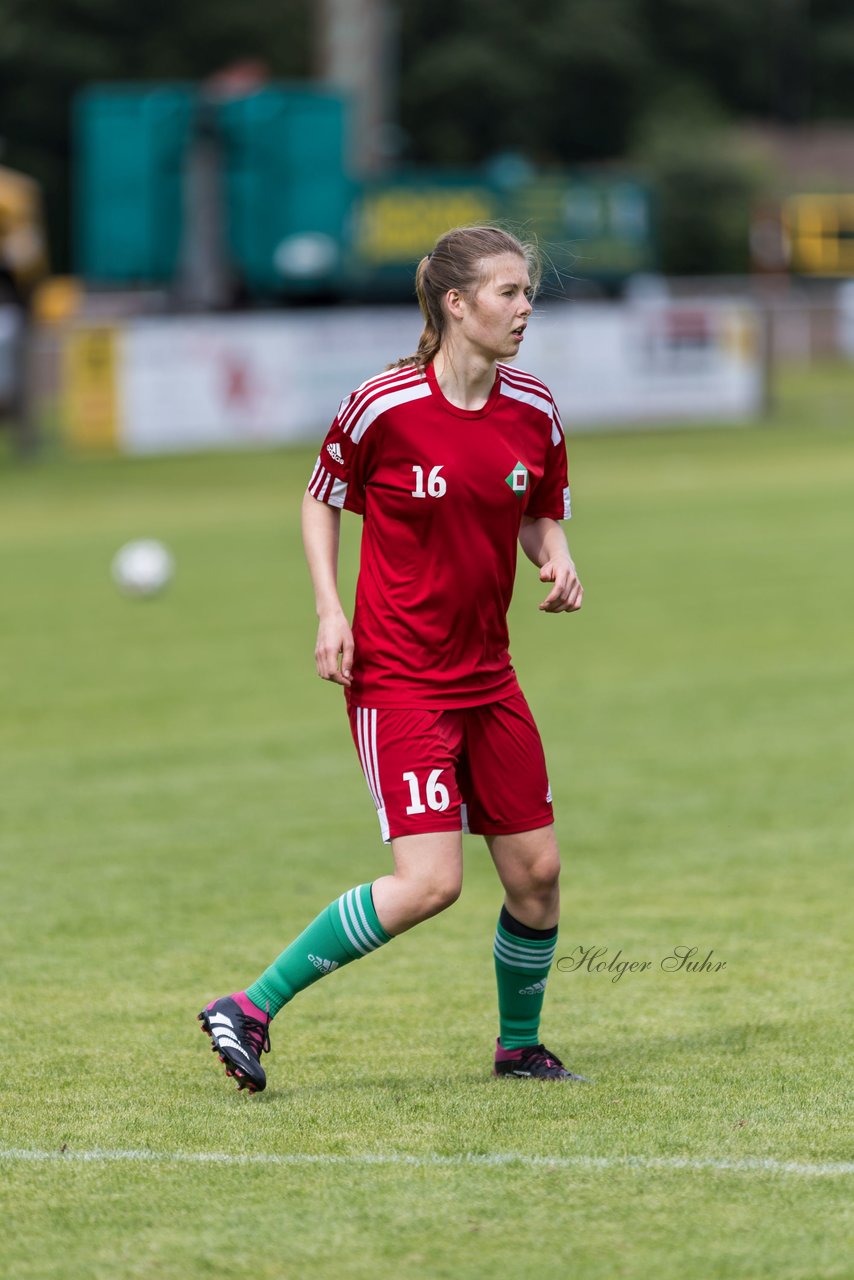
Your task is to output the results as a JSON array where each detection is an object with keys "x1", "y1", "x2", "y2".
[
  {"x1": 0, "y1": 164, "x2": 49, "y2": 427},
  {"x1": 0, "y1": 163, "x2": 50, "y2": 303}
]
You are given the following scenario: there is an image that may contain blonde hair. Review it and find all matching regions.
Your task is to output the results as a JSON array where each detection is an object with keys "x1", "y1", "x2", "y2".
[{"x1": 388, "y1": 225, "x2": 541, "y2": 371}]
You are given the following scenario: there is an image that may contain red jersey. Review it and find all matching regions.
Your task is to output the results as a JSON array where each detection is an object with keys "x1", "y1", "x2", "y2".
[{"x1": 308, "y1": 360, "x2": 571, "y2": 708}]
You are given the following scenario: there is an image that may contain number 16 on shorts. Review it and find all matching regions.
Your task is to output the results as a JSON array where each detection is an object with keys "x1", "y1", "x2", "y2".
[
  {"x1": 403, "y1": 769, "x2": 449, "y2": 814},
  {"x1": 348, "y1": 699, "x2": 553, "y2": 844}
]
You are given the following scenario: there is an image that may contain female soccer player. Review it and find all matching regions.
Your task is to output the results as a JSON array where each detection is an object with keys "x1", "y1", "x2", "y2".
[{"x1": 199, "y1": 225, "x2": 587, "y2": 1090}]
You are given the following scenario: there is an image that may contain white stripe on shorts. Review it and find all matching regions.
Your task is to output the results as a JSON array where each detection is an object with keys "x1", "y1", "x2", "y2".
[
  {"x1": 356, "y1": 710, "x2": 380, "y2": 810},
  {"x1": 355, "y1": 708, "x2": 389, "y2": 843},
  {"x1": 367, "y1": 710, "x2": 385, "y2": 812}
]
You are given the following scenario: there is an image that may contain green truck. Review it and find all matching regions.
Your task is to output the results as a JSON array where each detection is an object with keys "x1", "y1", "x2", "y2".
[{"x1": 74, "y1": 83, "x2": 656, "y2": 303}]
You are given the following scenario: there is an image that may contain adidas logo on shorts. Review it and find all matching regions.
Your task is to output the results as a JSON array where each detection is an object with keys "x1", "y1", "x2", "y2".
[{"x1": 308, "y1": 953, "x2": 339, "y2": 974}]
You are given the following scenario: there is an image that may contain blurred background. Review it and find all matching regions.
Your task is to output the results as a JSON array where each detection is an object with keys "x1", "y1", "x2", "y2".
[
  {"x1": 1, "y1": 0, "x2": 854, "y2": 449},
  {"x1": 4, "y1": 8, "x2": 854, "y2": 1269}
]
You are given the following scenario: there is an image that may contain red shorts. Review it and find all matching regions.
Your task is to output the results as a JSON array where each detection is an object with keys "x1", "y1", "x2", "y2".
[{"x1": 347, "y1": 691, "x2": 553, "y2": 843}]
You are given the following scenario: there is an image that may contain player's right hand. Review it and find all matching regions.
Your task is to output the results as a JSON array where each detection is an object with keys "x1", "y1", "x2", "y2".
[{"x1": 314, "y1": 611, "x2": 355, "y2": 687}]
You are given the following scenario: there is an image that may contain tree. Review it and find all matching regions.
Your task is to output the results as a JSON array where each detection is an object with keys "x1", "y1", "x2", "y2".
[
  {"x1": 397, "y1": 0, "x2": 649, "y2": 164},
  {"x1": 0, "y1": 0, "x2": 313, "y2": 266},
  {"x1": 4, "y1": 0, "x2": 854, "y2": 272}
]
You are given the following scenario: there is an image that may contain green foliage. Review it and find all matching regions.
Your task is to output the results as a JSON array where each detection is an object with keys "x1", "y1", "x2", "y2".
[
  {"x1": 811, "y1": 2, "x2": 854, "y2": 116},
  {"x1": 399, "y1": 0, "x2": 649, "y2": 164},
  {"x1": 636, "y1": 0, "x2": 808, "y2": 120},
  {"x1": 0, "y1": 0, "x2": 314, "y2": 265},
  {"x1": 630, "y1": 90, "x2": 778, "y2": 274},
  {"x1": 0, "y1": 365, "x2": 853, "y2": 1276},
  {"x1": 4, "y1": 0, "x2": 854, "y2": 272}
]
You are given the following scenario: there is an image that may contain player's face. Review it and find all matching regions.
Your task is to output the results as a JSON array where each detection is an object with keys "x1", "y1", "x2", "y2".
[{"x1": 463, "y1": 253, "x2": 534, "y2": 361}]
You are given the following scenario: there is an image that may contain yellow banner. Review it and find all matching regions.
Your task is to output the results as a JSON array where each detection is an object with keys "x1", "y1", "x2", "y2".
[
  {"x1": 784, "y1": 195, "x2": 854, "y2": 275},
  {"x1": 356, "y1": 188, "x2": 495, "y2": 264},
  {"x1": 64, "y1": 326, "x2": 119, "y2": 450}
]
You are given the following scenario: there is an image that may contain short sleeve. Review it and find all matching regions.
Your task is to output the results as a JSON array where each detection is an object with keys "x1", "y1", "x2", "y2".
[
  {"x1": 306, "y1": 394, "x2": 369, "y2": 516},
  {"x1": 308, "y1": 365, "x2": 429, "y2": 516},
  {"x1": 526, "y1": 400, "x2": 572, "y2": 521}
]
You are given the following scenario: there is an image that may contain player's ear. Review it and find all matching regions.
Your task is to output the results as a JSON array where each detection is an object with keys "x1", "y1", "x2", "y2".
[{"x1": 445, "y1": 288, "x2": 465, "y2": 320}]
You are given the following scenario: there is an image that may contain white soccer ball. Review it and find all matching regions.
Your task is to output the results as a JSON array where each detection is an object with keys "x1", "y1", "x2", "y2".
[{"x1": 111, "y1": 539, "x2": 175, "y2": 598}]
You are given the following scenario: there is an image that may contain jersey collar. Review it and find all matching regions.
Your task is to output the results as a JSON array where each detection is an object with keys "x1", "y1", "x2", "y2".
[{"x1": 426, "y1": 361, "x2": 501, "y2": 419}]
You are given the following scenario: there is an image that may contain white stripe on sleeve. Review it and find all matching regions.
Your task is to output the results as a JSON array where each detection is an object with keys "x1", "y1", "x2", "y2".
[{"x1": 329, "y1": 478, "x2": 348, "y2": 508}]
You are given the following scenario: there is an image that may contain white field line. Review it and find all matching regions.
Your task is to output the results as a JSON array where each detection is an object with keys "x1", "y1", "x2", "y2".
[{"x1": 0, "y1": 1149, "x2": 852, "y2": 1178}]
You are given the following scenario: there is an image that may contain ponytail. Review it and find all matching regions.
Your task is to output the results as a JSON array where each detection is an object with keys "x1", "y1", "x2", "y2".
[
  {"x1": 387, "y1": 227, "x2": 540, "y2": 372},
  {"x1": 387, "y1": 255, "x2": 443, "y2": 371}
]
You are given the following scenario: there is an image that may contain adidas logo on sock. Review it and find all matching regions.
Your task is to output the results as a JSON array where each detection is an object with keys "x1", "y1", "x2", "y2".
[
  {"x1": 518, "y1": 979, "x2": 548, "y2": 995},
  {"x1": 326, "y1": 442, "x2": 344, "y2": 465},
  {"x1": 308, "y1": 953, "x2": 339, "y2": 974}
]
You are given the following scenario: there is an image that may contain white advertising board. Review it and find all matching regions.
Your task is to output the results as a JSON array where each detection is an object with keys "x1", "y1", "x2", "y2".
[
  {"x1": 117, "y1": 311, "x2": 422, "y2": 454},
  {"x1": 79, "y1": 300, "x2": 764, "y2": 455},
  {"x1": 522, "y1": 299, "x2": 765, "y2": 426}
]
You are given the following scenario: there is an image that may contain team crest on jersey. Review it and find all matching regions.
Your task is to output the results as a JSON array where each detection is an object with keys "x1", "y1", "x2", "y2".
[{"x1": 505, "y1": 461, "x2": 529, "y2": 495}]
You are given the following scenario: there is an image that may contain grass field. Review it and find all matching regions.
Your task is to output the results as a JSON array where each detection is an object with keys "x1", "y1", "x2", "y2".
[{"x1": 1, "y1": 364, "x2": 852, "y2": 1279}]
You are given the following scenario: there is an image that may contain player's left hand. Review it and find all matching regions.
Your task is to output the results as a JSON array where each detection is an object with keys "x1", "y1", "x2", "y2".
[{"x1": 538, "y1": 558, "x2": 583, "y2": 613}]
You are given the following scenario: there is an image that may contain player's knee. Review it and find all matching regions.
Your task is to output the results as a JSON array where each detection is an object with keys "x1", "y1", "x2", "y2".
[
  {"x1": 414, "y1": 874, "x2": 462, "y2": 920},
  {"x1": 525, "y1": 851, "x2": 561, "y2": 899}
]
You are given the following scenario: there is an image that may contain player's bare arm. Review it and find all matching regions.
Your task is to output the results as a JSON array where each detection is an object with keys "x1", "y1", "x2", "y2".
[
  {"x1": 301, "y1": 492, "x2": 354, "y2": 685},
  {"x1": 519, "y1": 515, "x2": 583, "y2": 613}
]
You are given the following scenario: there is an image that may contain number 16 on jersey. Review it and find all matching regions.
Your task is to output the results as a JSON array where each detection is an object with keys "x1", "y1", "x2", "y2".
[{"x1": 411, "y1": 465, "x2": 446, "y2": 498}]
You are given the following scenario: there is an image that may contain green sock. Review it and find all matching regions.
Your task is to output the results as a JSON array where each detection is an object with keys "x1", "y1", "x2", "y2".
[
  {"x1": 493, "y1": 905, "x2": 557, "y2": 1050},
  {"x1": 246, "y1": 883, "x2": 392, "y2": 1019}
]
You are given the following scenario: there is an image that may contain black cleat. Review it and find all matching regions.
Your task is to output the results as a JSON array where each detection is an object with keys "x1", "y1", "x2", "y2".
[
  {"x1": 198, "y1": 995, "x2": 271, "y2": 1093},
  {"x1": 493, "y1": 1040, "x2": 590, "y2": 1081}
]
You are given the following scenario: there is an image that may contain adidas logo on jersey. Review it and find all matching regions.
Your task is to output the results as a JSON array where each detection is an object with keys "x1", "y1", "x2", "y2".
[
  {"x1": 518, "y1": 979, "x2": 549, "y2": 996},
  {"x1": 308, "y1": 953, "x2": 339, "y2": 974},
  {"x1": 326, "y1": 442, "x2": 344, "y2": 465}
]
